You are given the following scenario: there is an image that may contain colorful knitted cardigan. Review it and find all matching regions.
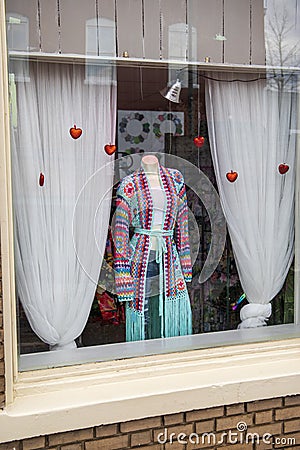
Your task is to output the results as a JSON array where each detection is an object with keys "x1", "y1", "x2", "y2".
[{"x1": 114, "y1": 163, "x2": 192, "y2": 341}]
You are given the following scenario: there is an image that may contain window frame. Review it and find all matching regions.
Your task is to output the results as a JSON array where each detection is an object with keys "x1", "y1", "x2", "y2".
[{"x1": 0, "y1": 1, "x2": 300, "y2": 441}]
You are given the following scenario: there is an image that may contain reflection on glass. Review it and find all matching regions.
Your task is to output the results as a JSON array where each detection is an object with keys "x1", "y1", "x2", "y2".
[{"x1": 4, "y1": 0, "x2": 298, "y2": 368}]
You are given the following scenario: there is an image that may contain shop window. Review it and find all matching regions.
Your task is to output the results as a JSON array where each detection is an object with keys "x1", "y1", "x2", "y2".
[{"x1": 4, "y1": 1, "x2": 299, "y2": 371}]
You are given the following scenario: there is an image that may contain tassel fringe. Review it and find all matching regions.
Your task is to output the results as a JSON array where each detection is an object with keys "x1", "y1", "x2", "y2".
[{"x1": 126, "y1": 295, "x2": 192, "y2": 341}]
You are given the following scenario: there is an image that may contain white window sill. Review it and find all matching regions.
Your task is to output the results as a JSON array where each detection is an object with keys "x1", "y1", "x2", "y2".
[
  {"x1": 19, "y1": 323, "x2": 300, "y2": 371},
  {"x1": 0, "y1": 327, "x2": 300, "y2": 443}
]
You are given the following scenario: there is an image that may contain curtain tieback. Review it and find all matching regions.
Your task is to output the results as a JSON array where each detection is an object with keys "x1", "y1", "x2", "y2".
[{"x1": 238, "y1": 303, "x2": 272, "y2": 329}]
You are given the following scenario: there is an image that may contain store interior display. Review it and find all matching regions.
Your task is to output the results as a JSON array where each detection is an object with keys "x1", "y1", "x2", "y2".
[{"x1": 13, "y1": 62, "x2": 295, "y2": 354}]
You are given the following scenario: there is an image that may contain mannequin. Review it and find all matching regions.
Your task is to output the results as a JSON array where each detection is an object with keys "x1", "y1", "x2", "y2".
[
  {"x1": 114, "y1": 154, "x2": 192, "y2": 341},
  {"x1": 140, "y1": 155, "x2": 166, "y2": 336},
  {"x1": 141, "y1": 154, "x2": 160, "y2": 186},
  {"x1": 141, "y1": 155, "x2": 165, "y2": 251}
]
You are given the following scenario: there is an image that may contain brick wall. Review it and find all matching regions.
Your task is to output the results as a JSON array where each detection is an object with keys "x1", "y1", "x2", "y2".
[
  {"x1": 0, "y1": 238, "x2": 5, "y2": 409},
  {"x1": 0, "y1": 396, "x2": 299, "y2": 449}
]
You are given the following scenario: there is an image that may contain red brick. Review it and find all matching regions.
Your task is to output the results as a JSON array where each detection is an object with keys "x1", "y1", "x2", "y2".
[
  {"x1": 0, "y1": 443, "x2": 20, "y2": 450},
  {"x1": 255, "y1": 410, "x2": 273, "y2": 425},
  {"x1": 225, "y1": 403, "x2": 245, "y2": 416},
  {"x1": 216, "y1": 414, "x2": 253, "y2": 431},
  {"x1": 120, "y1": 417, "x2": 161, "y2": 433},
  {"x1": 195, "y1": 420, "x2": 214, "y2": 434},
  {"x1": 85, "y1": 435, "x2": 129, "y2": 450},
  {"x1": 165, "y1": 441, "x2": 187, "y2": 450},
  {"x1": 254, "y1": 442, "x2": 273, "y2": 450},
  {"x1": 95, "y1": 424, "x2": 118, "y2": 437},
  {"x1": 48, "y1": 428, "x2": 93, "y2": 446},
  {"x1": 23, "y1": 436, "x2": 46, "y2": 450},
  {"x1": 275, "y1": 406, "x2": 300, "y2": 421},
  {"x1": 0, "y1": 392, "x2": 5, "y2": 407},
  {"x1": 247, "y1": 422, "x2": 282, "y2": 436},
  {"x1": 60, "y1": 445, "x2": 83, "y2": 450},
  {"x1": 164, "y1": 413, "x2": 184, "y2": 425},
  {"x1": 186, "y1": 407, "x2": 224, "y2": 422},
  {"x1": 0, "y1": 376, "x2": 5, "y2": 392},
  {"x1": 216, "y1": 445, "x2": 254, "y2": 450},
  {"x1": 131, "y1": 430, "x2": 152, "y2": 446},
  {"x1": 284, "y1": 419, "x2": 300, "y2": 433},
  {"x1": 284, "y1": 395, "x2": 300, "y2": 407},
  {"x1": 127, "y1": 446, "x2": 162, "y2": 450},
  {"x1": 247, "y1": 398, "x2": 282, "y2": 412}
]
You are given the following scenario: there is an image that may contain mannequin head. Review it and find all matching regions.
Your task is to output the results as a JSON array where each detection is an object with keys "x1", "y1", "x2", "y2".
[
  {"x1": 141, "y1": 154, "x2": 159, "y2": 174},
  {"x1": 142, "y1": 154, "x2": 159, "y2": 166}
]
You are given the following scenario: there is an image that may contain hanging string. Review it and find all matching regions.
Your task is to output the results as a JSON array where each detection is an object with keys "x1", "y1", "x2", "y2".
[
  {"x1": 114, "y1": 0, "x2": 119, "y2": 57},
  {"x1": 122, "y1": 71, "x2": 288, "y2": 108},
  {"x1": 197, "y1": 72, "x2": 200, "y2": 136},
  {"x1": 96, "y1": 0, "x2": 100, "y2": 56},
  {"x1": 159, "y1": 0, "x2": 163, "y2": 60},
  {"x1": 249, "y1": 0, "x2": 252, "y2": 65},
  {"x1": 139, "y1": 66, "x2": 144, "y2": 101},
  {"x1": 141, "y1": 0, "x2": 145, "y2": 59},
  {"x1": 222, "y1": 0, "x2": 225, "y2": 63},
  {"x1": 197, "y1": 71, "x2": 200, "y2": 169},
  {"x1": 185, "y1": 0, "x2": 188, "y2": 61},
  {"x1": 57, "y1": 0, "x2": 61, "y2": 54},
  {"x1": 37, "y1": 0, "x2": 42, "y2": 51},
  {"x1": 184, "y1": 71, "x2": 289, "y2": 83}
]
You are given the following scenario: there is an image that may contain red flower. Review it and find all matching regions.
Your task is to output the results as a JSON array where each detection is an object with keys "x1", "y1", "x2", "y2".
[
  {"x1": 124, "y1": 182, "x2": 134, "y2": 198},
  {"x1": 177, "y1": 279, "x2": 185, "y2": 291}
]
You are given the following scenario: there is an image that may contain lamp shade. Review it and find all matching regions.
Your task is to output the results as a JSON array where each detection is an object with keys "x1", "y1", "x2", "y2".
[{"x1": 160, "y1": 79, "x2": 182, "y2": 103}]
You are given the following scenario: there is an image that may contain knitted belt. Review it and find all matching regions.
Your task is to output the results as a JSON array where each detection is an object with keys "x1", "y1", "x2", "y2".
[
  {"x1": 134, "y1": 228, "x2": 174, "y2": 263},
  {"x1": 134, "y1": 228, "x2": 174, "y2": 327}
]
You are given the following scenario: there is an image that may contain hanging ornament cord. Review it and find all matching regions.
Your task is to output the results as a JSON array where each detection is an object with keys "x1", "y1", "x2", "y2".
[
  {"x1": 197, "y1": 71, "x2": 201, "y2": 169},
  {"x1": 159, "y1": 0, "x2": 163, "y2": 60},
  {"x1": 96, "y1": 0, "x2": 100, "y2": 56},
  {"x1": 140, "y1": 0, "x2": 145, "y2": 101},
  {"x1": 141, "y1": 0, "x2": 145, "y2": 59}
]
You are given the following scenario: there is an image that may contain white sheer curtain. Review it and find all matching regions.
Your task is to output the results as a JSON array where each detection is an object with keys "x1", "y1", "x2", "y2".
[
  {"x1": 11, "y1": 61, "x2": 116, "y2": 349},
  {"x1": 205, "y1": 73, "x2": 296, "y2": 328}
]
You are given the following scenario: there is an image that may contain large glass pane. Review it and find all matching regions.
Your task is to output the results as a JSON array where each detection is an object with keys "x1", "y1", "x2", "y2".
[{"x1": 5, "y1": 0, "x2": 298, "y2": 369}]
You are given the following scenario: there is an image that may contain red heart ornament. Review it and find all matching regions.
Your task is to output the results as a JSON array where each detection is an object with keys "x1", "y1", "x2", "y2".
[
  {"x1": 39, "y1": 172, "x2": 45, "y2": 187},
  {"x1": 193, "y1": 136, "x2": 205, "y2": 148},
  {"x1": 278, "y1": 163, "x2": 289, "y2": 174},
  {"x1": 104, "y1": 144, "x2": 117, "y2": 155},
  {"x1": 69, "y1": 125, "x2": 82, "y2": 140},
  {"x1": 226, "y1": 170, "x2": 238, "y2": 183}
]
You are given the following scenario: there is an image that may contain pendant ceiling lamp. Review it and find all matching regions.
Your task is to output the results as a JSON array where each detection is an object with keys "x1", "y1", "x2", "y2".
[{"x1": 160, "y1": 79, "x2": 182, "y2": 103}]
